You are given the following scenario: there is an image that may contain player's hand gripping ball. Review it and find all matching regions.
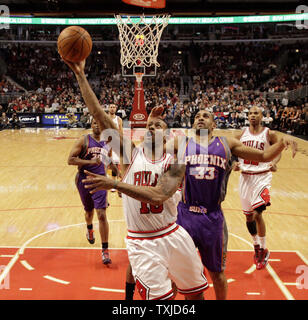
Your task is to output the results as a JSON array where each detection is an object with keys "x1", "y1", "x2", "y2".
[{"x1": 57, "y1": 26, "x2": 92, "y2": 62}]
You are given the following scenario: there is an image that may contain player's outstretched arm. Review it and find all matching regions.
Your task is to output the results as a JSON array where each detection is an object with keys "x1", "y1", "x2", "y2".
[
  {"x1": 62, "y1": 58, "x2": 135, "y2": 167},
  {"x1": 268, "y1": 130, "x2": 282, "y2": 171},
  {"x1": 62, "y1": 59, "x2": 116, "y2": 130},
  {"x1": 82, "y1": 164, "x2": 186, "y2": 205},
  {"x1": 227, "y1": 136, "x2": 297, "y2": 162}
]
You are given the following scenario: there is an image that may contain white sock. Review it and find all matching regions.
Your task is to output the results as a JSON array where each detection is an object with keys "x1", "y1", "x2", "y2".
[
  {"x1": 259, "y1": 236, "x2": 266, "y2": 249},
  {"x1": 252, "y1": 235, "x2": 259, "y2": 246}
]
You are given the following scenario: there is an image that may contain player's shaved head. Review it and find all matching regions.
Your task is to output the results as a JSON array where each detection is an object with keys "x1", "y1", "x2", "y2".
[
  {"x1": 195, "y1": 110, "x2": 215, "y2": 121},
  {"x1": 248, "y1": 106, "x2": 263, "y2": 127},
  {"x1": 249, "y1": 106, "x2": 262, "y2": 116}
]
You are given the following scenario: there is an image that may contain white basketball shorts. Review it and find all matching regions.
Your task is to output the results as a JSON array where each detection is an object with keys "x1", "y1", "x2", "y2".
[
  {"x1": 126, "y1": 223, "x2": 208, "y2": 300},
  {"x1": 239, "y1": 171, "x2": 272, "y2": 215}
]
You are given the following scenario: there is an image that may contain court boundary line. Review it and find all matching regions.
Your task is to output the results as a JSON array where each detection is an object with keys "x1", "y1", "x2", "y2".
[
  {"x1": 1, "y1": 227, "x2": 306, "y2": 300},
  {"x1": 0, "y1": 220, "x2": 123, "y2": 285},
  {"x1": 295, "y1": 250, "x2": 308, "y2": 265},
  {"x1": 1, "y1": 206, "x2": 307, "y2": 218},
  {"x1": 0, "y1": 245, "x2": 306, "y2": 256},
  {"x1": 229, "y1": 232, "x2": 297, "y2": 300},
  {"x1": 266, "y1": 264, "x2": 295, "y2": 300},
  {"x1": 1, "y1": 245, "x2": 303, "y2": 299}
]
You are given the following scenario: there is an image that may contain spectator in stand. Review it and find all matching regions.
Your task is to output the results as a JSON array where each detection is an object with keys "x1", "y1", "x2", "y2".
[
  {"x1": 262, "y1": 112, "x2": 274, "y2": 129},
  {"x1": 285, "y1": 107, "x2": 296, "y2": 132},
  {"x1": 280, "y1": 107, "x2": 290, "y2": 132},
  {"x1": 67, "y1": 104, "x2": 78, "y2": 114},
  {"x1": 228, "y1": 112, "x2": 239, "y2": 129},
  {"x1": 66, "y1": 112, "x2": 78, "y2": 129},
  {"x1": 282, "y1": 95, "x2": 289, "y2": 107},
  {"x1": 51, "y1": 98, "x2": 60, "y2": 113},
  {"x1": 214, "y1": 107, "x2": 226, "y2": 128},
  {"x1": 173, "y1": 109, "x2": 182, "y2": 128},
  {"x1": 297, "y1": 107, "x2": 308, "y2": 136},
  {"x1": 272, "y1": 106, "x2": 282, "y2": 130},
  {"x1": 0, "y1": 112, "x2": 10, "y2": 130},
  {"x1": 45, "y1": 104, "x2": 53, "y2": 113},
  {"x1": 10, "y1": 112, "x2": 21, "y2": 129},
  {"x1": 165, "y1": 109, "x2": 174, "y2": 128},
  {"x1": 290, "y1": 106, "x2": 303, "y2": 134},
  {"x1": 116, "y1": 106, "x2": 127, "y2": 120},
  {"x1": 180, "y1": 109, "x2": 192, "y2": 128},
  {"x1": 78, "y1": 110, "x2": 91, "y2": 129}
]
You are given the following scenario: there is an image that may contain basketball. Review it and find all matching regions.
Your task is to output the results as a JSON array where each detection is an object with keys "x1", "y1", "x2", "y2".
[{"x1": 57, "y1": 26, "x2": 92, "y2": 62}]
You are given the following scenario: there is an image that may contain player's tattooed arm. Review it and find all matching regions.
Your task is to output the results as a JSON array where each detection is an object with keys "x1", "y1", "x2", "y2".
[
  {"x1": 155, "y1": 164, "x2": 186, "y2": 201},
  {"x1": 82, "y1": 164, "x2": 186, "y2": 205}
]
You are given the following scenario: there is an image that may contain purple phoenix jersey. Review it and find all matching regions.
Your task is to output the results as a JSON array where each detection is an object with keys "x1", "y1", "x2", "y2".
[
  {"x1": 182, "y1": 136, "x2": 233, "y2": 210},
  {"x1": 177, "y1": 136, "x2": 233, "y2": 273},
  {"x1": 76, "y1": 134, "x2": 110, "y2": 211},
  {"x1": 79, "y1": 134, "x2": 110, "y2": 176}
]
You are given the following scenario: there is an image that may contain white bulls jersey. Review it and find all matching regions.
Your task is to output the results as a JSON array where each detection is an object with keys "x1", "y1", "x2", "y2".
[
  {"x1": 122, "y1": 147, "x2": 179, "y2": 232},
  {"x1": 239, "y1": 127, "x2": 271, "y2": 173}
]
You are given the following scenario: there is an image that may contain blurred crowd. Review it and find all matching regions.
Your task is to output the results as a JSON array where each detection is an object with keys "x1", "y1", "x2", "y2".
[
  {"x1": 0, "y1": 40, "x2": 307, "y2": 136},
  {"x1": 165, "y1": 91, "x2": 308, "y2": 137}
]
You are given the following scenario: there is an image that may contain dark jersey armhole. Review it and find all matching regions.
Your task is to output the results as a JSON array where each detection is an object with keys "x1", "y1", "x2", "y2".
[{"x1": 79, "y1": 135, "x2": 89, "y2": 159}]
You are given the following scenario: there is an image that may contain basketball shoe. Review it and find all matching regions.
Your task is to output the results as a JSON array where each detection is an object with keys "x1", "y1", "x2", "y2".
[
  {"x1": 86, "y1": 229, "x2": 95, "y2": 244},
  {"x1": 256, "y1": 248, "x2": 270, "y2": 270},
  {"x1": 102, "y1": 249, "x2": 112, "y2": 265},
  {"x1": 253, "y1": 244, "x2": 260, "y2": 265}
]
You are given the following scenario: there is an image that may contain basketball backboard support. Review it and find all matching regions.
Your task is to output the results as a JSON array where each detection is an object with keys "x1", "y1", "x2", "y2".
[{"x1": 122, "y1": 64, "x2": 157, "y2": 77}]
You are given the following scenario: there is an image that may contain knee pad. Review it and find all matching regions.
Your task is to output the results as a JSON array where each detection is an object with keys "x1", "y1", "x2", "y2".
[{"x1": 246, "y1": 220, "x2": 257, "y2": 236}]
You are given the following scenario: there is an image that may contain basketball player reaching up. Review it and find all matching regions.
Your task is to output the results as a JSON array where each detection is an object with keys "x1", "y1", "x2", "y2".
[
  {"x1": 233, "y1": 106, "x2": 282, "y2": 270},
  {"x1": 82, "y1": 108, "x2": 297, "y2": 300},
  {"x1": 68, "y1": 118, "x2": 119, "y2": 264},
  {"x1": 63, "y1": 58, "x2": 209, "y2": 300}
]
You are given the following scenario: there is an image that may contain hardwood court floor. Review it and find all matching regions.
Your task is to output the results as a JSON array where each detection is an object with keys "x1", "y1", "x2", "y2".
[{"x1": 0, "y1": 127, "x2": 307, "y2": 300}]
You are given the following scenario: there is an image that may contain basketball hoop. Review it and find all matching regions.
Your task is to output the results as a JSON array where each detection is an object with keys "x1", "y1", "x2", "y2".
[
  {"x1": 115, "y1": 14, "x2": 170, "y2": 69},
  {"x1": 115, "y1": 14, "x2": 170, "y2": 128}
]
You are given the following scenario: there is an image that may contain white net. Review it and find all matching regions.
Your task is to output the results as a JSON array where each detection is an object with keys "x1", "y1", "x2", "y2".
[{"x1": 115, "y1": 15, "x2": 170, "y2": 69}]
